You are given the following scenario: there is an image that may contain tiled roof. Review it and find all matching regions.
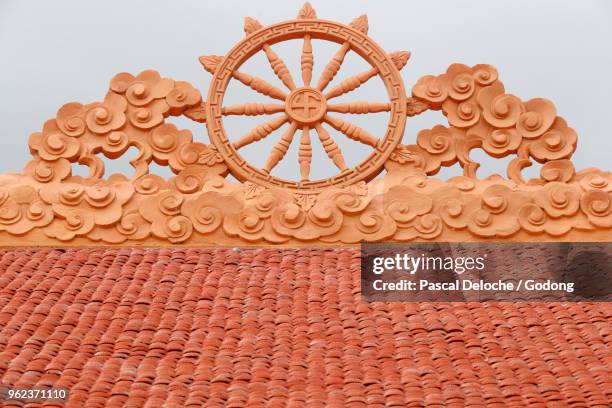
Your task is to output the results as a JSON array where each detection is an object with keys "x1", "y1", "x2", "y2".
[{"x1": 0, "y1": 248, "x2": 610, "y2": 407}]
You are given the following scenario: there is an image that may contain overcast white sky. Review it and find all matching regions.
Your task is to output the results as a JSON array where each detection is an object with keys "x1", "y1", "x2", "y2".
[{"x1": 0, "y1": 0, "x2": 610, "y2": 181}]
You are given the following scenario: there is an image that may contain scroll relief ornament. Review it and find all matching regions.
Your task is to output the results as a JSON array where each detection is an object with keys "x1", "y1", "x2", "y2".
[{"x1": 0, "y1": 2, "x2": 610, "y2": 245}]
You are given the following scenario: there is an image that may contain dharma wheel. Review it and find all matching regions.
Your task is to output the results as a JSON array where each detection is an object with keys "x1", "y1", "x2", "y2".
[{"x1": 201, "y1": 5, "x2": 409, "y2": 191}]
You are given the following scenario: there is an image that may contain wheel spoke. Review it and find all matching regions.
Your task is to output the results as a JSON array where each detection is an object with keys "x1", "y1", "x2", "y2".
[
  {"x1": 262, "y1": 44, "x2": 296, "y2": 90},
  {"x1": 233, "y1": 115, "x2": 288, "y2": 149},
  {"x1": 327, "y1": 102, "x2": 390, "y2": 114},
  {"x1": 324, "y1": 67, "x2": 378, "y2": 99},
  {"x1": 222, "y1": 103, "x2": 285, "y2": 116},
  {"x1": 232, "y1": 71, "x2": 288, "y2": 101},
  {"x1": 301, "y1": 35, "x2": 314, "y2": 87},
  {"x1": 316, "y1": 42, "x2": 350, "y2": 91},
  {"x1": 324, "y1": 115, "x2": 379, "y2": 148},
  {"x1": 314, "y1": 123, "x2": 347, "y2": 171},
  {"x1": 263, "y1": 122, "x2": 299, "y2": 173},
  {"x1": 298, "y1": 126, "x2": 312, "y2": 180}
]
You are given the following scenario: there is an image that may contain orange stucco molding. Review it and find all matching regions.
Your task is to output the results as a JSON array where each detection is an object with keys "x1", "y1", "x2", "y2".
[{"x1": 0, "y1": 3, "x2": 610, "y2": 246}]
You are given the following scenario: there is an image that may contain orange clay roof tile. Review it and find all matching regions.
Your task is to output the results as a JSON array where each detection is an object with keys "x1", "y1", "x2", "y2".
[{"x1": 0, "y1": 248, "x2": 610, "y2": 407}]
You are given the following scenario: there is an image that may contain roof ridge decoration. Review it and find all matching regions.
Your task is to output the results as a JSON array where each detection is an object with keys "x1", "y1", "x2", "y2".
[{"x1": 0, "y1": 3, "x2": 610, "y2": 245}]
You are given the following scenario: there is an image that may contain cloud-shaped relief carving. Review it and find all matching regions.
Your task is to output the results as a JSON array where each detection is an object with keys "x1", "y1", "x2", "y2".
[
  {"x1": 139, "y1": 190, "x2": 193, "y2": 243},
  {"x1": 40, "y1": 179, "x2": 134, "y2": 241},
  {"x1": 409, "y1": 63, "x2": 578, "y2": 184},
  {"x1": 0, "y1": 186, "x2": 53, "y2": 235},
  {"x1": 0, "y1": 61, "x2": 608, "y2": 245},
  {"x1": 580, "y1": 189, "x2": 612, "y2": 228},
  {"x1": 184, "y1": 191, "x2": 241, "y2": 235},
  {"x1": 29, "y1": 121, "x2": 82, "y2": 162}
]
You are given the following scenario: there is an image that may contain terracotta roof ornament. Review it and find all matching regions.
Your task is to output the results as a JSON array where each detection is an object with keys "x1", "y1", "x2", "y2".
[{"x1": 1, "y1": 3, "x2": 611, "y2": 245}]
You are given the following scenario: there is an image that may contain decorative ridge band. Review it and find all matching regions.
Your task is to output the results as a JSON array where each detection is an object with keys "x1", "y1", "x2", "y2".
[
  {"x1": 0, "y1": 168, "x2": 611, "y2": 245},
  {"x1": 0, "y1": 2, "x2": 610, "y2": 245}
]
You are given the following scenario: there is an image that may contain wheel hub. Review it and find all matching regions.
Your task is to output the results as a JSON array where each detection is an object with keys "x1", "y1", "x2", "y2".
[{"x1": 285, "y1": 87, "x2": 327, "y2": 125}]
